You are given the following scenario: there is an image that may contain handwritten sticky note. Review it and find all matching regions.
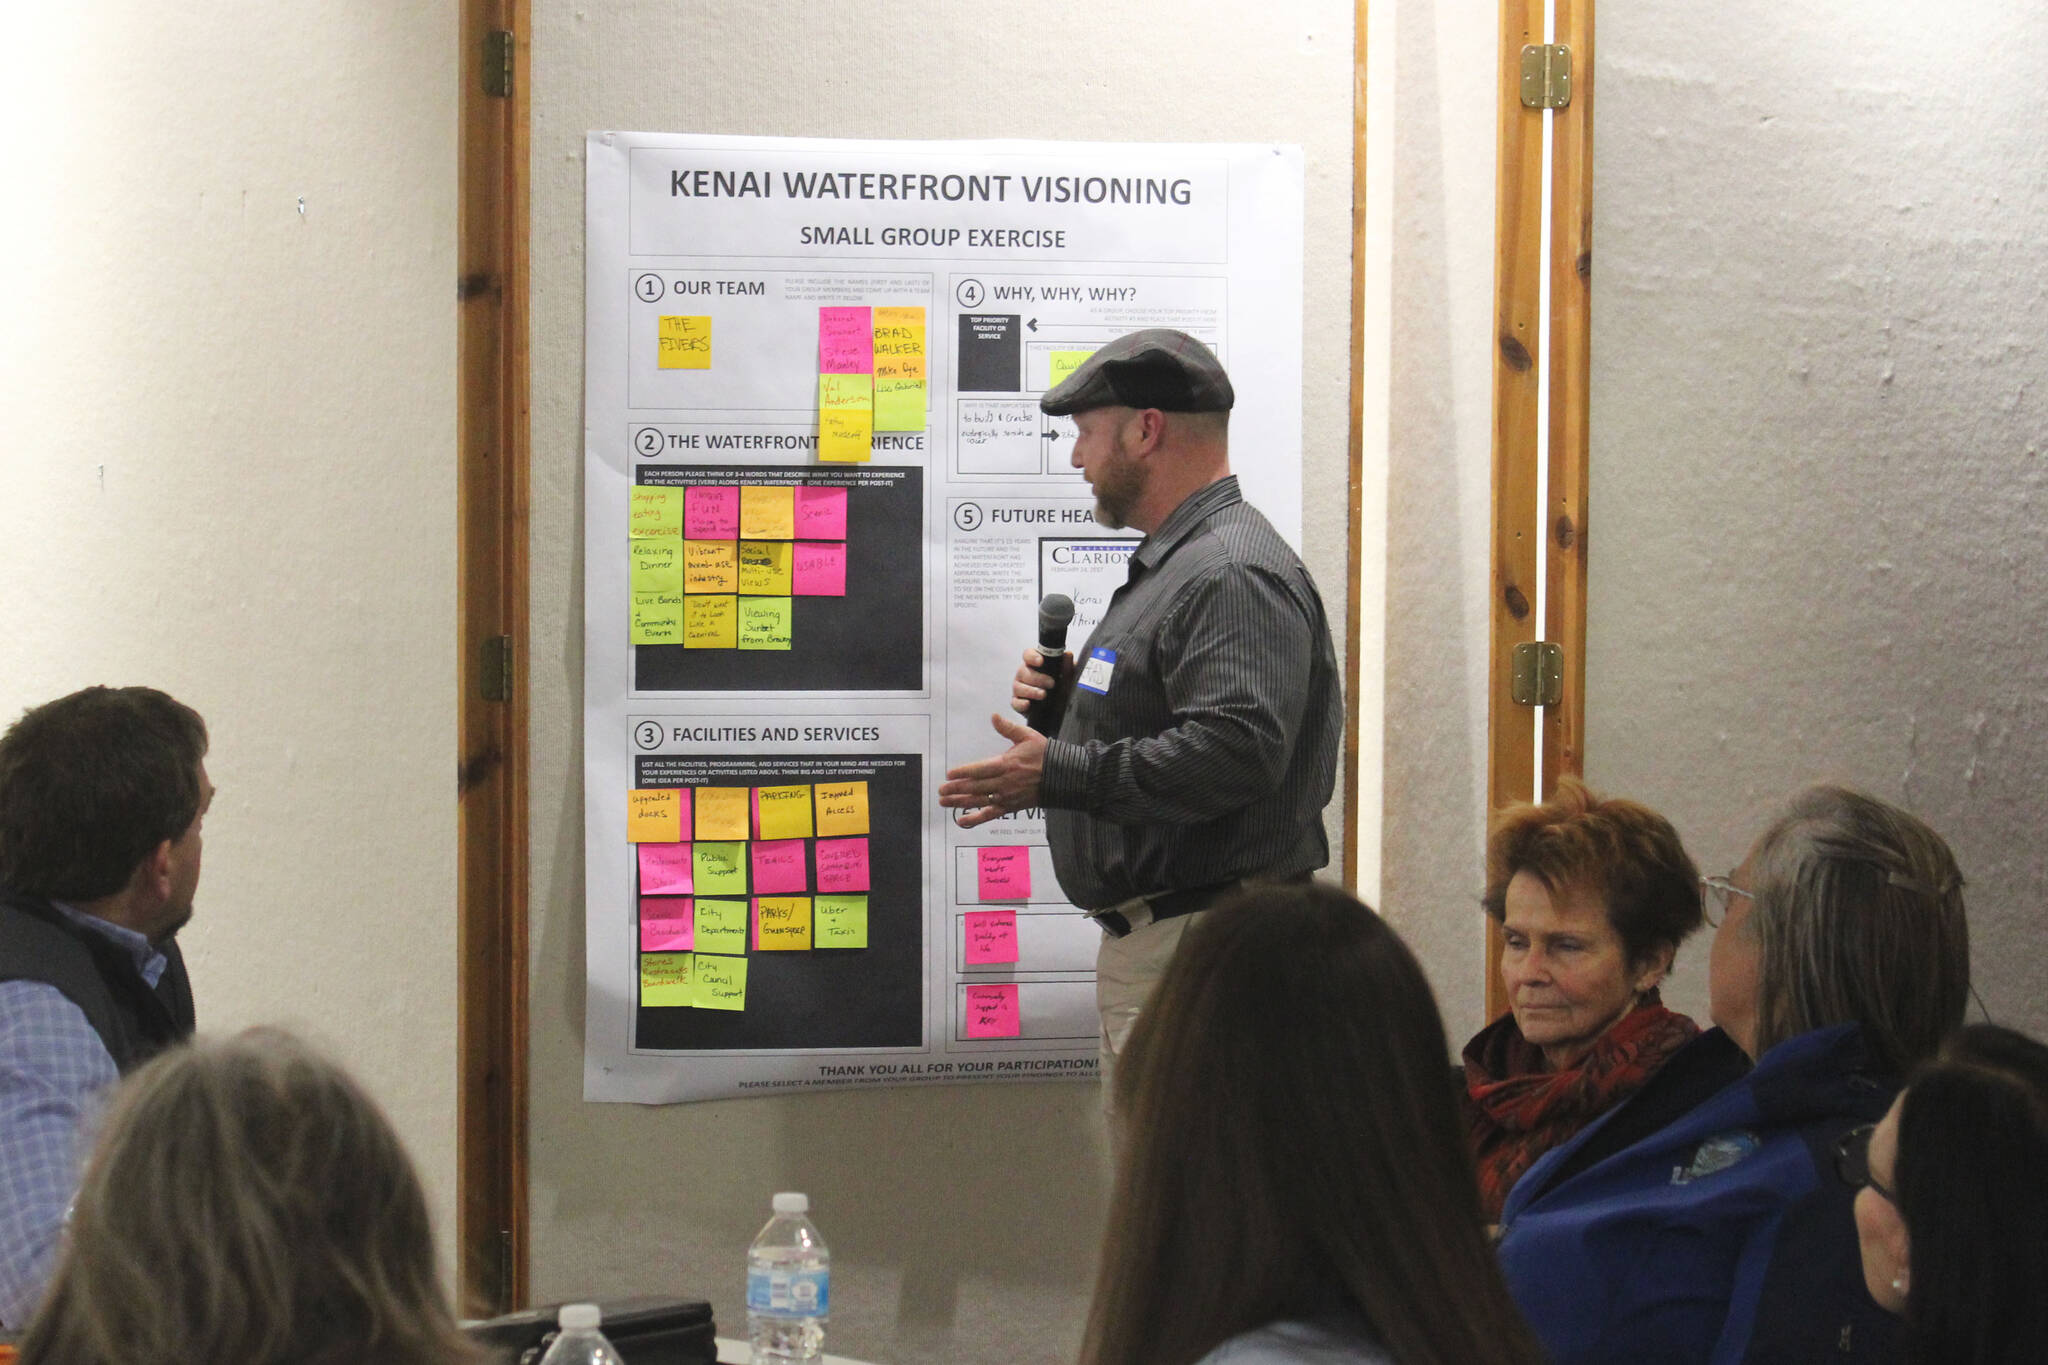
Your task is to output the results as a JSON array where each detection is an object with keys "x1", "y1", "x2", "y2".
[
  {"x1": 814, "y1": 894, "x2": 868, "y2": 948},
  {"x1": 1049, "y1": 349, "x2": 1097, "y2": 389},
  {"x1": 683, "y1": 539, "x2": 738, "y2": 593},
  {"x1": 739, "y1": 485, "x2": 796, "y2": 540},
  {"x1": 965, "y1": 983, "x2": 1021, "y2": 1039},
  {"x1": 737, "y1": 597, "x2": 793, "y2": 651},
  {"x1": 819, "y1": 375, "x2": 873, "y2": 464},
  {"x1": 873, "y1": 305, "x2": 925, "y2": 331},
  {"x1": 814, "y1": 837, "x2": 870, "y2": 893},
  {"x1": 630, "y1": 592, "x2": 686, "y2": 646},
  {"x1": 630, "y1": 538, "x2": 684, "y2": 595},
  {"x1": 750, "y1": 839, "x2": 809, "y2": 894},
  {"x1": 793, "y1": 486, "x2": 848, "y2": 539},
  {"x1": 640, "y1": 899, "x2": 695, "y2": 951},
  {"x1": 755, "y1": 785, "x2": 815, "y2": 840},
  {"x1": 737, "y1": 541, "x2": 794, "y2": 595},
  {"x1": 818, "y1": 306, "x2": 874, "y2": 373},
  {"x1": 684, "y1": 594, "x2": 737, "y2": 648},
  {"x1": 694, "y1": 786, "x2": 749, "y2": 839},
  {"x1": 694, "y1": 900, "x2": 748, "y2": 956},
  {"x1": 658, "y1": 315, "x2": 713, "y2": 370},
  {"x1": 640, "y1": 952, "x2": 694, "y2": 1006},
  {"x1": 627, "y1": 789, "x2": 683, "y2": 843},
  {"x1": 629, "y1": 486, "x2": 684, "y2": 538},
  {"x1": 693, "y1": 842, "x2": 748, "y2": 896},
  {"x1": 638, "y1": 841, "x2": 694, "y2": 894},
  {"x1": 685, "y1": 486, "x2": 740, "y2": 539},
  {"x1": 874, "y1": 378, "x2": 926, "y2": 432},
  {"x1": 754, "y1": 896, "x2": 812, "y2": 951},
  {"x1": 813, "y1": 781, "x2": 870, "y2": 837},
  {"x1": 790, "y1": 543, "x2": 846, "y2": 597},
  {"x1": 873, "y1": 319, "x2": 927, "y2": 380},
  {"x1": 977, "y1": 846, "x2": 1032, "y2": 901},
  {"x1": 964, "y1": 910, "x2": 1020, "y2": 964},
  {"x1": 693, "y1": 953, "x2": 748, "y2": 1010}
]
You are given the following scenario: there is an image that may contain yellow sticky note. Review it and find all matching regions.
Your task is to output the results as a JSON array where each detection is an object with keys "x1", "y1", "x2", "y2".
[
  {"x1": 629, "y1": 486, "x2": 684, "y2": 538},
  {"x1": 737, "y1": 541, "x2": 794, "y2": 595},
  {"x1": 813, "y1": 780, "x2": 870, "y2": 837},
  {"x1": 873, "y1": 305, "x2": 926, "y2": 330},
  {"x1": 739, "y1": 485, "x2": 796, "y2": 540},
  {"x1": 684, "y1": 540, "x2": 738, "y2": 593},
  {"x1": 755, "y1": 897, "x2": 812, "y2": 951},
  {"x1": 874, "y1": 378, "x2": 926, "y2": 432},
  {"x1": 694, "y1": 786, "x2": 749, "y2": 840},
  {"x1": 814, "y1": 894, "x2": 868, "y2": 948},
  {"x1": 630, "y1": 592, "x2": 686, "y2": 646},
  {"x1": 756, "y1": 784, "x2": 815, "y2": 840},
  {"x1": 819, "y1": 406, "x2": 872, "y2": 463},
  {"x1": 737, "y1": 597, "x2": 793, "y2": 651},
  {"x1": 873, "y1": 325, "x2": 927, "y2": 381},
  {"x1": 630, "y1": 538, "x2": 683, "y2": 595},
  {"x1": 1049, "y1": 349, "x2": 1097, "y2": 388},
  {"x1": 627, "y1": 789, "x2": 682, "y2": 843},
  {"x1": 684, "y1": 594, "x2": 737, "y2": 648},
  {"x1": 693, "y1": 953, "x2": 748, "y2": 1010},
  {"x1": 640, "y1": 952, "x2": 694, "y2": 1007},
  {"x1": 658, "y1": 315, "x2": 712, "y2": 370},
  {"x1": 694, "y1": 902, "x2": 748, "y2": 958}
]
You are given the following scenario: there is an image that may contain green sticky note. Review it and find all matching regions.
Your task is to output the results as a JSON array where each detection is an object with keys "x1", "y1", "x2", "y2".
[
  {"x1": 694, "y1": 899, "x2": 748, "y2": 956},
  {"x1": 630, "y1": 592, "x2": 685, "y2": 645},
  {"x1": 737, "y1": 597, "x2": 793, "y2": 650},
  {"x1": 629, "y1": 486, "x2": 684, "y2": 538},
  {"x1": 640, "y1": 952, "x2": 694, "y2": 1007},
  {"x1": 874, "y1": 377, "x2": 926, "y2": 432},
  {"x1": 631, "y1": 538, "x2": 684, "y2": 595},
  {"x1": 693, "y1": 953, "x2": 748, "y2": 1010},
  {"x1": 814, "y1": 894, "x2": 868, "y2": 948},
  {"x1": 1049, "y1": 349, "x2": 1097, "y2": 389},
  {"x1": 693, "y1": 842, "x2": 748, "y2": 896}
]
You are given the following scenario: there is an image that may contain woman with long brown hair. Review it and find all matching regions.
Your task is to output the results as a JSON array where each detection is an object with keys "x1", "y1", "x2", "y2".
[{"x1": 1080, "y1": 881, "x2": 1545, "y2": 1365}]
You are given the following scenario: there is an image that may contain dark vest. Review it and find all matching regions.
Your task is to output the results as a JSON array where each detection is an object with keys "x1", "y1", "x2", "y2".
[{"x1": 0, "y1": 891, "x2": 195, "y2": 1072}]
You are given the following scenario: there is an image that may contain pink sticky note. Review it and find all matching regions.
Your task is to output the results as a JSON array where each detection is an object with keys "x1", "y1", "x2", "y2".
[
  {"x1": 793, "y1": 486, "x2": 848, "y2": 539},
  {"x1": 965, "y1": 984, "x2": 1021, "y2": 1039},
  {"x1": 639, "y1": 897, "x2": 695, "y2": 951},
  {"x1": 638, "y1": 843, "x2": 694, "y2": 895},
  {"x1": 819, "y1": 306, "x2": 874, "y2": 373},
  {"x1": 964, "y1": 910, "x2": 1019, "y2": 965},
  {"x1": 791, "y1": 542, "x2": 846, "y2": 597},
  {"x1": 977, "y1": 846, "x2": 1032, "y2": 901},
  {"x1": 814, "y1": 837, "x2": 869, "y2": 893},
  {"x1": 750, "y1": 839, "x2": 809, "y2": 895},
  {"x1": 685, "y1": 486, "x2": 740, "y2": 539}
]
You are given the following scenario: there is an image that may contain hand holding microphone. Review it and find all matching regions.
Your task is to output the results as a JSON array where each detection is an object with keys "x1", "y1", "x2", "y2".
[{"x1": 1019, "y1": 594, "x2": 1075, "y2": 735}]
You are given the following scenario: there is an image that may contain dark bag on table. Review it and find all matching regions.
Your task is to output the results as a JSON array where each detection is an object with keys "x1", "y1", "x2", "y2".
[{"x1": 465, "y1": 1295, "x2": 717, "y2": 1365}]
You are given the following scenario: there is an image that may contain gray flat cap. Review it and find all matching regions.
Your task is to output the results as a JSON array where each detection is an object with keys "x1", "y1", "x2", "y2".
[{"x1": 1039, "y1": 328, "x2": 1235, "y2": 416}]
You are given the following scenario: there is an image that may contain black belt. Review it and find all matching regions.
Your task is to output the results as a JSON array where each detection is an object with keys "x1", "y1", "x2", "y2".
[{"x1": 1087, "y1": 873, "x2": 1311, "y2": 939}]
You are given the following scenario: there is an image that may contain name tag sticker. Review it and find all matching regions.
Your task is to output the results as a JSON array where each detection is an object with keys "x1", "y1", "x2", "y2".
[{"x1": 1076, "y1": 646, "x2": 1117, "y2": 695}]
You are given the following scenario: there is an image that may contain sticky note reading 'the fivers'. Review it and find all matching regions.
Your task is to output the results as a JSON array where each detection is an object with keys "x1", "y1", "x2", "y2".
[
  {"x1": 627, "y1": 789, "x2": 684, "y2": 842},
  {"x1": 629, "y1": 486, "x2": 684, "y2": 538},
  {"x1": 964, "y1": 910, "x2": 1020, "y2": 965},
  {"x1": 976, "y1": 846, "x2": 1032, "y2": 901},
  {"x1": 736, "y1": 597, "x2": 793, "y2": 651},
  {"x1": 657, "y1": 315, "x2": 713, "y2": 370},
  {"x1": 685, "y1": 485, "x2": 740, "y2": 539},
  {"x1": 693, "y1": 785, "x2": 749, "y2": 839},
  {"x1": 1049, "y1": 349, "x2": 1098, "y2": 390},
  {"x1": 873, "y1": 378, "x2": 927, "y2": 432},
  {"x1": 749, "y1": 839, "x2": 809, "y2": 895},
  {"x1": 639, "y1": 899, "x2": 695, "y2": 951},
  {"x1": 813, "y1": 781, "x2": 870, "y2": 837},
  {"x1": 637, "y1": 842, "x2": 694, "y2": 894},
  {"x1": 792, "y1": 485, "x2": 848, "y2": 539},
  {"x1": 693, "y1": 953, "x2": 748, "y2": 1010},
  {"x1": 754, "y1": 897, "x2": 812, "y2": 951},
  {"x1": 684, "y1": 540, "x2": 738, "y2": 593},
  {"x1": 813, "y1": 837, "x2": 870, "y2": 893},
  {"x1": 693, "y1": 843, "x2": 748, "y2": 896},
  {"x1": 693, "y1": 900, "x2": 748, "y2": 956},
  {"x1": 683, "y1": 594, "x2": 737, "y2": 648},
  {"x1": 630, "y1": 538, "x2": 684, "y2": 595},
  {"x1": 630, "y1": 593, "x2": 686, "y2": 646},
  {"x1": 813, "y1": 894, "x2": 868, "y2": 948},
  {"x1": 738, "y1": 485, "x2": 796, "y2": 540},
  {"x1": 791, "y1": 543, "x2": 846, "y2": 597},
  {"x1": 818, "y1": 306, "x2": 874, "y2": 373},
  {"x1": 755, "y1": 785, "x2": 815, "y2": 840},
  {"x1": 640, "y1": 952, "x2": 694, "y2": 1007},
  {"x1": 965, "y1": 984, "x2": 1022, "y2": 1039},
  {"x1": 736, "y1": 541, "x2": 794, "y2": 596}
]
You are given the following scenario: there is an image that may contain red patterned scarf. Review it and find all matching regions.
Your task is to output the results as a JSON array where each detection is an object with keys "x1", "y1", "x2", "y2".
[{"x1": 1462, "y1": 992, "x2": 1699, "y2": 1221}]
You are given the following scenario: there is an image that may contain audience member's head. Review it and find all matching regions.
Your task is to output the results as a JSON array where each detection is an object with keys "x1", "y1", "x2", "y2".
[
  {"x1": 1708, "y1": 784, "x2": 1967, "y2": 1072},
  {"x1": 1081, "y1": 881, "x2": 1544, "y2": 1365},
  {"x1": 19, "y1": 1028, "x2": 478, "y2": 1365}
]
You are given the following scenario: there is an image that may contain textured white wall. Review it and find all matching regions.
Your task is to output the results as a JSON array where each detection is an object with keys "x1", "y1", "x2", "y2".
[
  {"x1": 526, "y1": 4, "x2": 1354, "y2": 1361},
  {"x1": 0, "y1": 1, "x2": 459, "y2": 1258},
  {"x1": 1584, "y1": 3, "x2": 2048, "y2": 1032}
]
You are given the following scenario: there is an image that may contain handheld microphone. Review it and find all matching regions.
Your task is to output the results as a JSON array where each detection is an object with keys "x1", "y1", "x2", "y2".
[{"x1": 1025, "y1": 594, "x2": 1076, "y2": 735}]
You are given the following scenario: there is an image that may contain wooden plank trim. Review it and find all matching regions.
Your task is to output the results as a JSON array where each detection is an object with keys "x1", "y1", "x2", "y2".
[{"x1": 1343, "y1": 0, "x2": 1368, "y2": 894}]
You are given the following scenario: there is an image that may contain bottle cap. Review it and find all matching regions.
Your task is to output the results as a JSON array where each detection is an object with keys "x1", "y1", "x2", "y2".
[
  {"x1": 559, "y1": 1303, "x2": 602, "y2": 1330},
  {"x1": 772, "y1": 1192, "x2": 809, "y2": 1214}
]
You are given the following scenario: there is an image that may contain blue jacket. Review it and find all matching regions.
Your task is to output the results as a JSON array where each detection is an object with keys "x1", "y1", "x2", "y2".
[{"x1": 1497, "y1": 1024, "x2": 1900, "y2": 1364}]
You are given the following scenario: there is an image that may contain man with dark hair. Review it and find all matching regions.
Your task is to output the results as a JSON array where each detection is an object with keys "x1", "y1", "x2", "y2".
[{"x1": 0, "y1": 685, "x2": 213, "y2": 1327}]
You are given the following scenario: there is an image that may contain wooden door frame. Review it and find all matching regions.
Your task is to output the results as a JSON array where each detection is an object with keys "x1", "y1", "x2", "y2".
[{"x1": 1343, "y1": 0, "x2": 1368, "y2": 891}]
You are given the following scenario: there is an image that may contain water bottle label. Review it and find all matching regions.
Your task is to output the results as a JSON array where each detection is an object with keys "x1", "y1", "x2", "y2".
[{"x1": 747, "y1": 1266, "x2": 829, "y2": 1317}]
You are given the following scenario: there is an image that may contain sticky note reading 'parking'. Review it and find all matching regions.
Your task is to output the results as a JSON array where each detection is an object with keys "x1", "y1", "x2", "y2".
[{"x1": 755, "y1": 785, "x2": 815, "y2": 840}]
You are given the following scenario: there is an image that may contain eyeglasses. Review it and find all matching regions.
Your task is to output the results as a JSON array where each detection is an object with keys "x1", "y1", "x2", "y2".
[
  {"x1": 1833, "y1": 1124, "x2": 1898, "y2": 1205},
  {"x1": 1699, "y1": 874, "x2": 1753, "y2": 928}
]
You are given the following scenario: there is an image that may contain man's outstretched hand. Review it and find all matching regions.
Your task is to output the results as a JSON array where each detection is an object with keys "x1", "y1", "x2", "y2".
[{"x1": 938, "y1": 713, "x2": 1048, "y2": 829}]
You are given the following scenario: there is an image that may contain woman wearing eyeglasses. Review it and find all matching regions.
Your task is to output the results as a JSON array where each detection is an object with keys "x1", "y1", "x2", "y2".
[
  {"x1": 1842, "y1": 1023, "x2": 2048, "y2": 1365},
  {"x1": 1495, "y1": 785, "x2": 1970, "y2": 1365}
]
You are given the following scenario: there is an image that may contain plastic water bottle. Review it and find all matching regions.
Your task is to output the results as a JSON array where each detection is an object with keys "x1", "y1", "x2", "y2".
[
  {"x1": 537, "y1": 1303, "x2": 624, "y2": 1365},
  {"x1": 747, "y1": 1191, "x2": 830, "y2": 1362}
]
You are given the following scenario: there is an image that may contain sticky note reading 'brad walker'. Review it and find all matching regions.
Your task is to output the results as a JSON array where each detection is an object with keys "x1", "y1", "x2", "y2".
[
  {"x1": 657, "y1": 315, "x2": 712, "y2": 370},
  {"x1": 694, "y1": 787, "x2": 750, "y2": 840},
  {"x1": 813, "y1": 781, "x2": 870, "y2": 837},
  {"x1": 814, "y1": 894, "x2": 868, "y2": 948},
  {"x1": 792, "y1": 486, "x2": 848, "y2": 539},
  {"x1": 640, "y1": 952, "x2": 694, "y2": 1007},
  {"x1": 873, "y1": 378, "x2": 926, "y2": 433},
  {"x1": 736, "y1": 597, "x2": 793, "y2": 651},
  {"x1": 977, "y1": 846, "x2": 1032, "y2": 901},
  {"x1": 1049, "y1": 349, "x2": 1097, "y2": 389},
  {"x1": 750, "y1": 839, "x2": 809, "y2": 895},
  {"x1": 684, "y1": 594, "x2": 737, "y2": 648},
  {"x1": 693, "y1": 844, "x2": 748, "y2": 898},
  {"x1": 694, "y1": 900, "x2": 748, "y2": 956},
  {"x1": 813, "y1": 837, "x2": 869, "y2": 893},
  {"x1": 964, "y1": 910, "x2": 1019, "y2": 965},
  {"x1": 693, "y1": 953, "x2": 748, "y2": 1010},
  {"x1": 684, "y1": 540, "x2": 738, "y2": 593},
  {"x1": 818, "y1": 306, "x2": 874, "y2": 373},
  {"x1": 755, "y1": 897, "x2": 812, "y2": 951},
  {"x1": 965, "y1": 984, "x2": 1021, "y2": 1039},
  {"x1": 630, "y1": 538, "x2": 683, "y2": 595},
  {"x1": 739, "y1": 485, "x2": 796, "y2": 540},
  {"x1": 755, "y1": 785, "x2": 815, "y2": 840},
  {"x1": 685, "y1": 486, "x2": 740, "y2": 539},
  {"x1": 629, "y1": 486, "x2": 684, "y2": 538},
  {"x1": 626, "y1": 789, "x2": 683, "y2": 842},
  {"x1": 630, "y1": 593, "x2": 685, "y2": 646},
  {"x1": 637, "y1": 842, "x2": 694, "y2": 894},
  {"x1": 737, "y1": 541, "x2": 794, "y2": 596},
  {"x1": 791, "y1": 543, "x2": 846, "y2": 597},
  {"x1": 639, "y1": 899, "x2": 694, "y2": 951},
  {"x1": 872, "y1": 313, "x2": 927, "y2": 380}
]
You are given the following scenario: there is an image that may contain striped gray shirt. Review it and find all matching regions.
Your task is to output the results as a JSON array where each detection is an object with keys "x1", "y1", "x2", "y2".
[{"x1": 1041, "y1": 476, "x2": 1343, "y2": 909}]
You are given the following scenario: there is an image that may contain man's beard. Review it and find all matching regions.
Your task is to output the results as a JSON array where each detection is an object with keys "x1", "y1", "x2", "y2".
[
  {"x1": 151, "y1": 901, "x2": 195, "y2": 943},
  {"x1": 1090, "y1": 440, "x2": 1144, "y2": 530}
]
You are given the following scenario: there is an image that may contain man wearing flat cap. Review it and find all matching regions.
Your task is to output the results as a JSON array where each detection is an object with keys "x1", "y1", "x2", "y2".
[{"x1": 939, "y1": 329, "x2": 1342, "y2": 1098}]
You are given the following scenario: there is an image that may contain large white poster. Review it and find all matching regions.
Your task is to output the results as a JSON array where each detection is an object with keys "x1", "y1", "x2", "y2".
[{"x1": 584, "y1": 132, "x2": 1304, "y2": 1102}]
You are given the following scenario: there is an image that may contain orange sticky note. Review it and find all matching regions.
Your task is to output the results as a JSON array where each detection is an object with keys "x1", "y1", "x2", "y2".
[
  {"x1": 813, "y1": 781, "x2": 870, "y2": 837},
  {"x1": 626, "y1": 789, "x2": 683, "y2": 842},
  {"x1": 684, "y1": 540, "x2": 738, "y2": 593},
  {"x1": 739, "y1": 485, "x2": 796, "y2": 540},
  {"x1": 684, "y1": 594, "x2": 737, "y2": 648},
  {"x1": 694, "y1": 786, "x2": 749, "y2": 840}
]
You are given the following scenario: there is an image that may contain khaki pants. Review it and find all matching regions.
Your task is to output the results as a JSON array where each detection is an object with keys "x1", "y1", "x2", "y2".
[{"x1": 1095, "y1": 910, "x2": 1205, "y2": 1128}]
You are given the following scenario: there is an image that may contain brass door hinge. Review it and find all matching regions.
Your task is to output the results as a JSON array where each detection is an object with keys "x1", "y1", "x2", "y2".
[
  {"x1": 480, "y1": 635, "x2": 514, "y2": 702},
  {"x1": 1520, "y1": 44, "x2": 1573, "y2": 109},
  {"x1": 1511, "y1": 641, "x2": 1564, "y2": 707},
  {"x1": 483, "y1": 30, "x2": 514, "y2": 99}
]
